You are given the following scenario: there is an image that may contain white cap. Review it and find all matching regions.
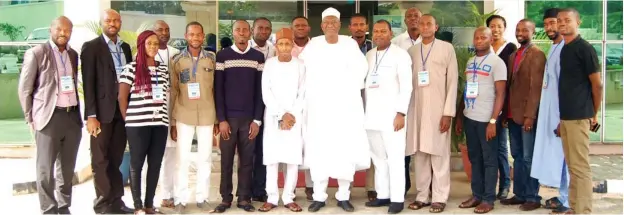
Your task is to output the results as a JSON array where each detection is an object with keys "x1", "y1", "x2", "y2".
[{"x1": 322, "y1": 7, "x2": 340, "y2": 20}]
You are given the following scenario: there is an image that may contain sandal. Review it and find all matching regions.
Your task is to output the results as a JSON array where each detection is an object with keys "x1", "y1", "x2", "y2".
[
  {"x1": 459, "y1": 197, "x2": 481, "y2": 208},
  {"x1": 408, "y1": 201, "x2": 431, "y2": 210},
  {"x1": 211, "y1": 203, "x2": 231, "y2": 213},
  {"x1": 474, "y1": 202, "x2": 494, "y2": 214},
  {"x1": 544, "y1": 197, "x2": 563, "y2": 209},
  {"x1": 144, "y1": 208, "x2": 162, "y2": 214},
  {"x1": 258, "y1": 202, "x2": 277, "y2": 212},
  {"x1": 160, "y1": 198, "x2": 175, "y2": 209},
  {"x1": 285, "y1": 202, "x2": 303, "y2": 212},
  {"x1": 429, "y1": 202, "x2": 446, "y2": 213},
  {"x1": 367, "y1": 191, "x2": 378, "y2": 201},
  {"x1": 550, "y1": 206, "x2": 575, "y2": 215}
]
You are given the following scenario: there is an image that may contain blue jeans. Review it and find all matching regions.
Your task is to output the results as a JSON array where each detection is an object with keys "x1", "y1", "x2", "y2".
[
  {"x1": 508, "y1": 120, "x2": 542, "y2": 203},
  {"x1": 497, "y1": 117, "x2": 511, "y2": 191},
  {"x1": 464, "y1": 118, "x2": 499, "y2": 204}
]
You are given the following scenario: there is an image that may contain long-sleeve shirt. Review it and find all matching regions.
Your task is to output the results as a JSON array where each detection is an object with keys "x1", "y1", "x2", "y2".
[{"x1": 214, "y1": 44, "x2": 265, "y2": 122}]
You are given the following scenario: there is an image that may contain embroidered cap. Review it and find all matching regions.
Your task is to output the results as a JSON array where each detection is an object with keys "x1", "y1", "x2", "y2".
[
  {"x1": 322, "y1": 7, "x2": 340, "y2": 20},
  {"x1": 275, "y1": 28, "x2": 294, "y2": 42}
]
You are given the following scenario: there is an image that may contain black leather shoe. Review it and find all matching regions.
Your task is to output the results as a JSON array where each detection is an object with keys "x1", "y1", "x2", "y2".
[
  {"x1": 110, "y1": 205, "x2": 134, "y2": 214},
  {"x1": 337, "y1": 201, "x2": 355, "y2": 212},
  {"x1": 497, "y1": 188, "x2": 509, "y2": 200},
  {"x1": 58, "y1": 208, "x2": 71, "y2": 215},
  {"x1": 388, "y1": 202, "x2": 404, "y2": 214},
  {"x1": 308, "y1": 201, "x2": 325, "y2": 212},
  {"x1": 365, "y1": 198, "x2": 391, "y2": 207}
]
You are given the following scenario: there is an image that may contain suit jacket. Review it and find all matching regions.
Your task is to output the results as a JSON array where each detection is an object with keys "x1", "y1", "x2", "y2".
[
  {"x1": 504, "y1": 44, "x2": 546, "y2": 125},
  {"x1": 18, "y1": 41, "x2": 82, "y2": 131},
  {"x1": 80, "y1": 35, "x2": 132, "y2": 123}
]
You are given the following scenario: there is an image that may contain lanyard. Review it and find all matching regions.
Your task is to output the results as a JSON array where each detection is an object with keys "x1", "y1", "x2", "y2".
[
  {"x1": 373, "y1": 47, "x2": 390, "y2": 74},
  {"x1": 152, "y1": 66, "x2": 159, "y2": 87},
  {"x1": 472, "y1": 53, "x2": 490, "y2": 82},
  {"x1": 50, "y1": 44, "x2": 69, "y2": 76},
  {"x1": 189, "y1": 50, "x2": 202, "y2": 80},
  {"x1": 420, "y1": 40, "x2": 435, "y2": 70},
  {"x1": 157, "y1": 49, "x2": 169, "y2": 65},
  {"x1": 514, "y1": 44, "x2": 532, "y2": 72}
]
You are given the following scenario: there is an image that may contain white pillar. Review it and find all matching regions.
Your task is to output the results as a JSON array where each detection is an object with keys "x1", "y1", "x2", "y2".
[
  {"x1": 486, "y1": 0, "x2": 525, "y2": 44},
  {"x1": 63, "y1": 0, "x2": 111, "y2": 26}
]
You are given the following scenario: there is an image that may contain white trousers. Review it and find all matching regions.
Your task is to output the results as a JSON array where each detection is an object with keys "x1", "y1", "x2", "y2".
[
  {"x1": 266, "y1": 163, "x2": 298, "y2": 205},
  {"x1": 414, "y1": 151, "x2": 450, "y2": 203},
  {"x1": 159, "y1": 146, "x2": 178, "y2": 199},
  {"x1": 175, "y1": 122, "x2": 213, "y2": 205},
  {"x1": 367, "y1": 130, "x2": 406, "y2": 202},
  {"x1": 311, "y1": 172, "x2": 352, "y2": 201}
]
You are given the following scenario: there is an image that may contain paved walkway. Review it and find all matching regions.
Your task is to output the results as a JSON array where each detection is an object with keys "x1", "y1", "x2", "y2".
[{"x1": 7, "y1": 171, "x2": 623, "y2": 214}]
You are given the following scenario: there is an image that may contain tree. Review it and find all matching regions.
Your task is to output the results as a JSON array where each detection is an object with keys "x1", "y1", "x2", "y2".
[{"x1": 0, "y1": 23, "x2": 25, "y2": 41}]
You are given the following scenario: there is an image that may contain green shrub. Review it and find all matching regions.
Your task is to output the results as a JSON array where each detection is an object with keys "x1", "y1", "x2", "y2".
[{"x1": 0, "y1": 73, "x2": 23, "y2": 119}]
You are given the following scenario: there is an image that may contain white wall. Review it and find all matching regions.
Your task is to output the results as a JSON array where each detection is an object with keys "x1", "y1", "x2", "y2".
[{"x1": 486, "y1": 0, "x2": 525, "y2": 44}]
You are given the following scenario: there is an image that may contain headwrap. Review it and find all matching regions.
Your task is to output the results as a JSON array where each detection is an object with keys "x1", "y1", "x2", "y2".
[
  {"x1": 322, "y1": 7, "x2": 340, "y2": 20},
  {"x1": 275, "y1": 28, "x2": 294, "y2": 42},
  {"x1": 543, "y1": 8, "x2": 560, "y2": 20}
]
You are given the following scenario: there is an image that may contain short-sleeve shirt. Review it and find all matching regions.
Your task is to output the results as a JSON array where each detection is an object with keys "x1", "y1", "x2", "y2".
[
  {"x1": 559, "y1": 35, "x2": 599, "y2": 120},
  {"x1": 463, "y1": 53, "x2": 508, "y2": 122},
  {"x1": 119, "y1": 62, "x2": 170, "y2": 127}
]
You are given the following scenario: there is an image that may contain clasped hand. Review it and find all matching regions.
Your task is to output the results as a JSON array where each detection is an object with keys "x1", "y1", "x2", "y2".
[{"x1": 280, "y1": 113, "x2": 296, "y2": 130}]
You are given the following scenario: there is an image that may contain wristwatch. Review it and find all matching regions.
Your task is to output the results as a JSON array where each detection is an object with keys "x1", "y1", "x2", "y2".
[{"x1": 489, "y1": 118, "x2": 497, "y2": 124}]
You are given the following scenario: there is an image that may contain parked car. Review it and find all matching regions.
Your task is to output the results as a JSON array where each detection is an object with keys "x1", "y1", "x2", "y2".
[{"x1": 168, "y1": 38, "x2": 187, "y2": 51}]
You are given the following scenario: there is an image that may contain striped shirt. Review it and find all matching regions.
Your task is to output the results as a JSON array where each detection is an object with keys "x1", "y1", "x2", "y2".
[{"x1": 119, "y1": 62, "x2": 170, "y2": 127}]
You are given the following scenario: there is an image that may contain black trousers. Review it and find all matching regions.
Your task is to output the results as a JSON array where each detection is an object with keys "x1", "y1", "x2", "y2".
[
  {"x1": 405, "y1": 155, "x2": 411, "y2": 194},
  {"x1": 219, "y1": 117, "x2": 256, "y2": 203},
  {"x1": 251, "y1": 125, "x2": 266, "y2": 197},
  {"x1": 91, "y1": 106, "x2": 128, "y2": 213},
  {"x1": 126, "y1": 125, "x2": 168, "y2": 209},
  {"x1": 35, "y1": 108, "x2": 82, "y2": 214}
]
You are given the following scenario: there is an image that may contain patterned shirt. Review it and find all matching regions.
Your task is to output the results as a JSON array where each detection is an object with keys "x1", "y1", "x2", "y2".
[{"x1": 119, "y1": 62, "x2": 169, "y2": 127}]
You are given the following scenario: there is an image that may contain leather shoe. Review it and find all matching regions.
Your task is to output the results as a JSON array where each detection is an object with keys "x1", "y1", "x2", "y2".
[
  {"x1": 388, "y1": 202, "x2": 404, "y2": 214},
  {"x1": 497, "y1": 188, "x2": 509, "y2": 200},
  {"x1": 337, "y1": 201, "x2": 355, "y2": 212},
  {"x1": 500, "y1": 196, "x2": 525, "y2": 205},
  {"x1": 305, "y1": 187, "x2": 314, "y2": 201},
  {"x1": 308, "y1": 201, "x2": 325, "y2": 212},
  {"x1": 111, "y1": 205, "x2": 134, "y2": 214},
  {"x1": 519, "y1": 202, "x2": 541, "y2": 211},
  {"x1": 58, "y1": 208, "x2": 71, "y2": 215},
  {"x1": 365, "y1": 198, "x2": 390, "y2": 207}
]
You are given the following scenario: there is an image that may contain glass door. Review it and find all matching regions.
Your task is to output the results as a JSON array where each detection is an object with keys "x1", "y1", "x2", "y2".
[{"x1": 306, "y1": 0, "x2": 357, "y2": 37}]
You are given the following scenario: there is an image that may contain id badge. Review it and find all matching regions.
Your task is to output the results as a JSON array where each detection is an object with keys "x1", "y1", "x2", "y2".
[
  {"x1": 188, "y1": 83, "x2": 201, "y2": 100},
  {"x1": 368, "y1": 73, "x2": 379, "y2": 88},
  {"x1": 152, "y1": 86, "x2": 165, "y2": 103},
  {"x1": 543, "y1": 74, "x2": 549, "y2": 89},
  {"x1": 418, "y1": 71, "x2": 430, "y2": 86},
  {"x1": 466, "y1": 82, "x2": 479, "y2": 99},
  {"x1": 60, "y1": 75, "x2": 74, "y2": 94}
]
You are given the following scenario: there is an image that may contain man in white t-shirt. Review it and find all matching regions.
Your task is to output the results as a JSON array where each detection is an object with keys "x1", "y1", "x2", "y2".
[
  {"x1": 391, "y1": 7, "x2": 423, "y2": 51},
  {"x1": 455, "y1": 27, "x2": 507, "y2": 214},
  {"x1": 153, "y1": 20, "x2": 181, "y2": 209}
]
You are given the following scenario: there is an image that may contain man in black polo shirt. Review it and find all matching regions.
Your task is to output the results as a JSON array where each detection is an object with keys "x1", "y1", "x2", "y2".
[{"x1": 556, "y1": 8, "x2": 602, "y2": 214}]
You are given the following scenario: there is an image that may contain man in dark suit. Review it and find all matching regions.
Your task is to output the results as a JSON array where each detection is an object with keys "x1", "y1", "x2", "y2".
[
  {"x1": 80, "y1": 9, "x2": 133, "y2": 214},
  {"x1": 18, "y1": 16, "x2": 82, "y2": 215}
]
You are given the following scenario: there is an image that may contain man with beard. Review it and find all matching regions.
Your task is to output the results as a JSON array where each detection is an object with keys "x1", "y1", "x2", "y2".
[
  {"x1": 290, "y1": 15, "x2": 315, "y2": 201},
  {"x1": 299, "y1": 7, "x2": 369, "y2": 212},
  {"x1": 151, "y1": 20, "x2": 182, "y2": 210},
  {"x1": 456, "y1": 26, "x2": 507, "y2": 214},
  {"x1": 363, "y1": 19, "x2": 412, "y2": 214},
  {"x1": 557, "y1": 8, "x2": 601, "y2": 214},
  {"x1": 18, "y1": 16, "x2": 82, "y2": 214},
  {"x1": 291, "y1": 16, "x2": 310, "y2": 58},
  {"x1": 249, "y1": 17, "x2": 274, "y2": 203},
  {"x1": 392, "y1": 7, "x2": 422, "y2": 51},
  {"x1": 500, "y1": 19, "x2": 546, "y2": 211},
  {"x1": 350, "y1": 13, "x2": 373, "y2": 55},
  {"x1": 169, "y1": 22, "x2": 217, "y2": 213},
  {"x1": 391, "y1": 7, "x2": 422, "y2": 195},
  {"x1": 530, "y1": 8, "x2": 571, "y2": 214},
  {"x1": 406, "y1": 14, "x2": 458, "y2": 213},
  {"x1": 81, "y1": 9, "x2": 133, "y2": 214},
  {"x1": 212, "y1": 19, "x2": 265, "y2": 213}
]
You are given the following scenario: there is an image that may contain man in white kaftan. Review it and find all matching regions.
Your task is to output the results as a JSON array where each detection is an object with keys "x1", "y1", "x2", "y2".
[
  {"x1": 299, "y1": 7, "x2": 370, "y2": 213},
  {"x1": 406, "y1": 15, "x2": 458, "y2": 212},
  {"x1": 530, "y1": 8, "x2": 570, "y2": 213},
  {"x1": 363, "y1": 19, "x2": 412, "y2": 214},
  {"x1": 258, "y1": 28, "x2": 306, "y2": 212}
]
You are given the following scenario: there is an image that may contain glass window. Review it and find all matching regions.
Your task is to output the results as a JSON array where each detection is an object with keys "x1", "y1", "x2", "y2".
[
  {"x1": 607, "y1": 0, "x2": 623, "y2": 40},
  {"x1": 526, "y1": 0, "x2": 603, "y2": 41},
  {"x1": 111, "y1": 1, "x2": 217, "y2": 53},
  {"x1": 605, "y1": 43, "x2": 623, "y2": 142},
  {"x1": 217, "y1": 1, "x2": 300, "y2": 47}
]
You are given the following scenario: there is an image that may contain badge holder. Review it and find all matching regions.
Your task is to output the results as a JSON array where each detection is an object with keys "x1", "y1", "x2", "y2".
[
  {"x1": 188, "y1": 82, "x2": 201, "y2": 100},
  {"x1": 60, "y1": 76, "x2": 75, "y2": 94},
  {"x1": 368, "y1": 73, "x2": 379, "y2": 88},
  {"x1": 466, "y1": 82, "x2": 479, "y2": 99},
  {"x1": 418, "y1": 71, "x2": 430, "y2": 87},
  {"x1": 152, "y1": 85, "x2": 165, "y2": 104}
]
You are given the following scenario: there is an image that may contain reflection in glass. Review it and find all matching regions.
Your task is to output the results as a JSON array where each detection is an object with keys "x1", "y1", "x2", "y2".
[
  {"x1": 607, "y1": 0, "x2": 623, "y2": 40},
  {"x1": 218, "y1": 1, "x2": 299, "y2": 45},
  {"x1": 605, "y1": 43, "x2": 623, "y2": 142},
  {"x1": 526, "y1": 0, "x2": 603, "y2": 41}
]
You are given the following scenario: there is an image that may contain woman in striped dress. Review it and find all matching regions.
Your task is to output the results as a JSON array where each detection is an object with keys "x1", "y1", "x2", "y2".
[{"x1": 118, "y1": 30, "x2": 170, "y2": 214}]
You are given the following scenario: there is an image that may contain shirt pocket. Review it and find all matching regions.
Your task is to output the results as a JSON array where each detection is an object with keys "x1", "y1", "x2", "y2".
[{"x1": 179, "y1": 69, "x2": 190, "y2": 84}]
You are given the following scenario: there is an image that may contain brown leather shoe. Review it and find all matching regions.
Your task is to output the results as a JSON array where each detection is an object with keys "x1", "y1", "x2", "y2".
[
  {"x1": 519, "y1": 202, "x2": 541, "y2": 211},
  {"x1": 305, "y1": 187, "x2": 313, "y2": 201},
  {"x1": 500, "y1": 196, "x2": 525, "y2": 205}
]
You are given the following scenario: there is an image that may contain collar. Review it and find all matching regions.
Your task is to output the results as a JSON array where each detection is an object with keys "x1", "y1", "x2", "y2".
[
  {"x1": 48, "y1": 40, "x2": 70, "y2": 52},
  {"x1": 249, "y1": 39, "x2": 272, "y2": 49},
  {"x1": 403, "y1": 31, "x2": 422, "y2": 43},
  {"x1": 232, "y1": 42, "x2": 252, "y2": 54},
  {"x1": 103, "y1": 34, "x2": 123, "y2": 46},
  {"x1": 490, "y1": 41, "x2": 510, "y2": 55},
  {"x1": 182, "y1": 47, "x2": 209, "y2": 59}
]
